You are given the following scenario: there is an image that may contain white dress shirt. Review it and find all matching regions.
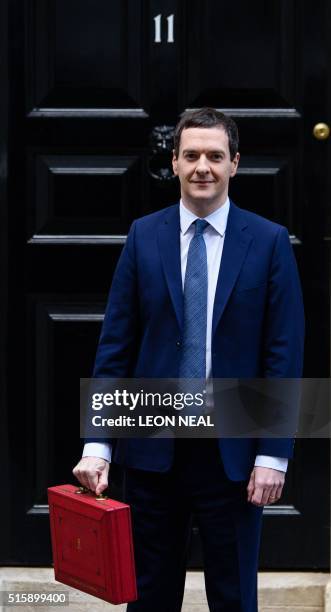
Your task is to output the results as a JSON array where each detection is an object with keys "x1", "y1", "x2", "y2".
[{"x1": 84, "y1": 198, "x2": 288, "y2": 473}]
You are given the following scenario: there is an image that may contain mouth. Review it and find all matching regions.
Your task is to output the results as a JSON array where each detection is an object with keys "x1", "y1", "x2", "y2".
[{"x1": 190, "y1": 181, "x2": 214, "y2": 184}]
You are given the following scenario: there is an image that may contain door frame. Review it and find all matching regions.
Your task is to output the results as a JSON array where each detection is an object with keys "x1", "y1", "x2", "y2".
[{"x1": 0, "y1": 0, "x2": 11, "y2": 564}]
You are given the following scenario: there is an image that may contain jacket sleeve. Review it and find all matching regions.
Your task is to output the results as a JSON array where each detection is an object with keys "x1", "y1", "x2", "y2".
[
  {"x1": 257, "y1": 226, "x2": 305, "y2": 458},
  {"x1": 263, "y1": 226, "x2": 305, "y2": 377},
  {"x1": 93, "y1": 220, "x2": 139, "y2": 378},
  {"x1": 84, "y1": 221, "x2": 139, "y2": 448}
]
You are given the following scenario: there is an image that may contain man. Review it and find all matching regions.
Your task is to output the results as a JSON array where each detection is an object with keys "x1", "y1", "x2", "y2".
[{"x1": 73, "y1": 108, "x2": 304, "y2": 611}]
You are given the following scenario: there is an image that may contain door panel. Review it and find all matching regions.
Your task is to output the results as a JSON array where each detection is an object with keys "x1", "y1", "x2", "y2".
[
  {"x1": 27, "y1": 151, "x2": 143, "y2": 241},
  {"x1": 26, "y1": 0, "x2": 147, "y2": 114},
  {"x1": 181, "y1": 0, "x2": 298, "y2": 109}
]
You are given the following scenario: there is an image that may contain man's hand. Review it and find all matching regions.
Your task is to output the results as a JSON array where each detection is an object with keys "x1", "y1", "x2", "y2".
[
  {"x1": 72, "y1": 456, "x2": 110, "y2": 496},
  {"x1": 247, "y1": 466, "x2": 285, "y2": 506}
]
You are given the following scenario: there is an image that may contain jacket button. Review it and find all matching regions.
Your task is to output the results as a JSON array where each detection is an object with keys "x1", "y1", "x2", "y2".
[{"x1": 176, "y1": 341, "x2": 181, "y2": 347}]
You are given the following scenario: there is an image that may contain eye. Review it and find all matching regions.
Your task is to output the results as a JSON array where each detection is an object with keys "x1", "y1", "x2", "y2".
[
  {"x1": 185, "y1": 153, "x2": 197, "y2": 160},
  {"x1": 210, "y1": 154, "x2": 223, "y2": 161}
]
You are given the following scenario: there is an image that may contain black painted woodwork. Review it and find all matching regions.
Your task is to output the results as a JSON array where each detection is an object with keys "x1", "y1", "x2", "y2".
[{"x1": 1, "y1": 0, "x2": 330, "y2": 569}]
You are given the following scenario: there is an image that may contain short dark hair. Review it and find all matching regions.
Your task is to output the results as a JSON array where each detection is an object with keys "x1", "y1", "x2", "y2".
[{"x1": 173, "y1": 107, "x2": 239, "y2": 160}]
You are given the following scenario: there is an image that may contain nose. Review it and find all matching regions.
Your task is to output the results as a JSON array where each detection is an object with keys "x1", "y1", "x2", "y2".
[{"x1": 195, "y1": 154, "x2": 210, "y2": 174}]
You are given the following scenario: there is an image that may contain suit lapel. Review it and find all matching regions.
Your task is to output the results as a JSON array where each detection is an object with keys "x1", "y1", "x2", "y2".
[
  {"x1": 212, "y1": 202, "x2": 253, "y2": 335},
  {"x1": 157, "y1": 202, "x2": 253, "y2": 334},
  {"x1": 157, "y1": 205, "x2": 183, "y2": 330}
]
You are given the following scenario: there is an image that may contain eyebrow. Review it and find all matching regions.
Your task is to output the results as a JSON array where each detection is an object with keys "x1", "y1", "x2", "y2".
[{"x1": 182, "y1": 149, "x2": 225, "y2": 155}]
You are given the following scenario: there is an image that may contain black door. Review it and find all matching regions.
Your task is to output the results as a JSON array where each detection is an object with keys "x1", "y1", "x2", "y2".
[{"x1": 1, "y1": 0, "x2": 330, "y2": 568}]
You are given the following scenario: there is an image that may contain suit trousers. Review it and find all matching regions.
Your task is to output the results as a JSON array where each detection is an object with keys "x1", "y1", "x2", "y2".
[{"x1": 123, "y1": 438, "x2": 263, "y2": 612}]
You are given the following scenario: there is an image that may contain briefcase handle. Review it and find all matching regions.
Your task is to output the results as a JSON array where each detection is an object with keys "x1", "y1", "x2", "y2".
[{"x1": 75, "y1": 485, "x2": 109, "y2": 500}]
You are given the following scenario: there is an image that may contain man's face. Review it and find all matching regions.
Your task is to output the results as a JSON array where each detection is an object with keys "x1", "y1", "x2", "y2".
[{"x1": 172, "y1": 127, "x2": 240, "y2": 209}]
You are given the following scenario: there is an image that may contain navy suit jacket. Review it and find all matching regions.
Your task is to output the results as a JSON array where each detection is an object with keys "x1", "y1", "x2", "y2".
[{"x1": 90, "y1": 201, "x2": 305, "y2": 480}]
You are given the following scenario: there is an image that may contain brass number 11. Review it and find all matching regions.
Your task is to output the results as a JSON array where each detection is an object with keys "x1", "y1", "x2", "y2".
[{"x1": 153, "y1": 14, "x2": 175, "y2": 43}]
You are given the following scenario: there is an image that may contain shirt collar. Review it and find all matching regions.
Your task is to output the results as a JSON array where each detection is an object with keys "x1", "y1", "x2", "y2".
[{"x1": 179, "y1": 197, "x2": 230, "y2": 237}]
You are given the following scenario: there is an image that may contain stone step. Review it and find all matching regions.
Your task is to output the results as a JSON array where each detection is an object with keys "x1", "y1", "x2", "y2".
[{"x1": 0, "y1": 568, "x2": 330, "y2": 611}]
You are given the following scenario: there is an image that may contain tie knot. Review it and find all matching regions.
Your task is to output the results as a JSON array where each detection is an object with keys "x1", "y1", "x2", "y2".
[{"x1": 194, "y1": 219, "x2": 209, "y2": 236}]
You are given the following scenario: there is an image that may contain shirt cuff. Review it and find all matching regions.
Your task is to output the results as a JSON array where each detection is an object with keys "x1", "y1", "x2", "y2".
[
  {"x1": 254, "y1": 455, "x2": 288, "y2": 472},
  {"x1": 82, "y1": 442, "x2": 112, "y2": 463}
]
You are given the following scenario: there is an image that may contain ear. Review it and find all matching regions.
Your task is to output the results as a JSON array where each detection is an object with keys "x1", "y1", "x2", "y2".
[
  {"x1": 230, "y1": 152, "x2": 240, "y2": 177},
  {"x1": 172, "y1": 150, "x2": 178, "y2": 175}
]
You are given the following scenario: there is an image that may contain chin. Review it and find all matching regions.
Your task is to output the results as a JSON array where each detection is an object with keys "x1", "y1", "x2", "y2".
[
  {"x1": 192, "y1": 191, "x2": 216, "y2": 200},
  {"x1": 189, "y1": 189, "x2": 213, "y2": 198}
]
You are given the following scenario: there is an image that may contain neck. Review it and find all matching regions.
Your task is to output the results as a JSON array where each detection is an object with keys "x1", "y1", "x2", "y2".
[{"x1": 181, "y1": 194, "x2": 228, "y2": 217}]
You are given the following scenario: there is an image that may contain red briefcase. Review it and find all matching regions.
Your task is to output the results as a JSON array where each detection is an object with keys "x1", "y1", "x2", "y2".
[{"x1": 47, "y1": 484, "x2": 137, "y2": 605}]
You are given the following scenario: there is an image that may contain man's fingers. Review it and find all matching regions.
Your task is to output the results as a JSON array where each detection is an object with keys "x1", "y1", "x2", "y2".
[
  {"x1": 246, "y1": 469, "x2": 255, "y2": 502},
  {"x1": 264, "y1": 486, "x2": 276, "y2": 505},
  {"x1": 261, "y1": 485, "x2": 274, "y2": 506},
  {"x1": 246, "y1": 470, "x2": 255, "y2": 502},
  {"x1": 251, "y1": 483, "x2": 264, "y2": 506},
  {"x1": 86, "y1": 471, "x2": 99, "y2": 493},
  {"x1": 267, "y1": 478, "x2": 285, "y2": 504},
  {"x1": 247, "y1": 468, "x2": 267, "y2": 506},
  {"x1": 72, "y1": 456, "x2": 110, "y2": 494},
  {"x1": 83, "y1": 464, "x2": 100, "y2": 492},
  {"x1": 95, "y1": 466, "x2": 110, "y2": 496},
  {"x1": 274, "y1": 483, "x2": 284, "y2": 501},
  {"x1": 248, "y1": 467, "x2": 285, "y2": 506}
]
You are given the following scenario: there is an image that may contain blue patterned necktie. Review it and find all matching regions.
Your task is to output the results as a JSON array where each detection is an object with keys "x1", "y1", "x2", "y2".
[{"x1": 179, "y1": 219, "x2": 209, "y2": 379}]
